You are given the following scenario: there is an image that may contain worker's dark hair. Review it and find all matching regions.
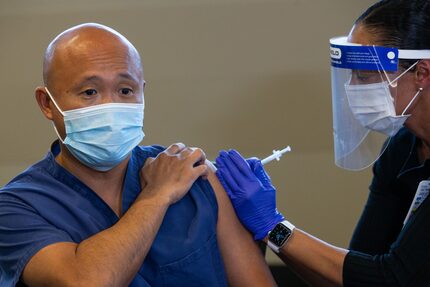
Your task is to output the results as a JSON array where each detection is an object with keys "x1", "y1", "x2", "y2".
[{"x1": 356, "y1": 0, "x2": 430, "y2": 68}]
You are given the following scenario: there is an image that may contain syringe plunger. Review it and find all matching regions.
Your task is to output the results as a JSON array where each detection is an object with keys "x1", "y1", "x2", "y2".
[{"x1": 261, "y1": 146, "x2": 291, "y2": 165}]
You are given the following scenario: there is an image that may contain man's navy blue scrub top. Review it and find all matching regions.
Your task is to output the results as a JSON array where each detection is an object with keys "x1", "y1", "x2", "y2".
[{"x1": 0, "y1": 142, "x2": 227, "y2": 287}]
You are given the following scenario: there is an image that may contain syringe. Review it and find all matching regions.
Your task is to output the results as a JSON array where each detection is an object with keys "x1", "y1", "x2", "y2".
[{"x1": 261, "y1": 146, "x2": 292, "y2": 165}]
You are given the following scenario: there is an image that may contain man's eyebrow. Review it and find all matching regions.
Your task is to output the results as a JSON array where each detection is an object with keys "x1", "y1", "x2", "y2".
[
  {"x1": 81, "y1": 75, "x2": 102, "y2": 84},
  {"x1": 118, "y1": 73, "x2": 139, "y2": 83},
  {"x1": 72, "y1": 75, "x2": 102, "y2": 91}
]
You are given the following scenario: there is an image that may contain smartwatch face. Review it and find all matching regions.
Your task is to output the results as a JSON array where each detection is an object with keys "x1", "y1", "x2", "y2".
[{"x1": 269, "y1": 223, "x2": 292, "y2": 247}]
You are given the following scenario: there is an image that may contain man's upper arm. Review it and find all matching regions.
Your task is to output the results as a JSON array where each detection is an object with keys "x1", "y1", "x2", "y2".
[
  {"x1": 205, "y1": 160, "x2": 276, "y2": 287},
  {"x1": 0, "y1": 194, "x2": 74, "y2": 286},
  {"x1": 21, "y1": 242, "x2": 83, "y2": 287}
]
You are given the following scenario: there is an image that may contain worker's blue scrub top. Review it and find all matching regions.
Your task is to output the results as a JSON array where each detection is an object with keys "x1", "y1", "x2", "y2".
[{"x1": 0, "y1": 142, "x2": 227, "y2": 287}]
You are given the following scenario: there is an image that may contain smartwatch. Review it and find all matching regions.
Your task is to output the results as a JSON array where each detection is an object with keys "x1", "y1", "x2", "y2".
[{"x1": 267, "y1": 220, "x2": 295, "y2": 253}]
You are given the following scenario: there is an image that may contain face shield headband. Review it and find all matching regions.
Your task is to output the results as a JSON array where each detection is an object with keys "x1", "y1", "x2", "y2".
[{"x1": 330, "y1": 36, "x2": 430, "y2": 171}]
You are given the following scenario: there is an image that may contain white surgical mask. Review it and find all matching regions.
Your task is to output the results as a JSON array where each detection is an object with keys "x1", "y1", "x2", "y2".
[
  {"x1": 45, "y1": 87, "x2": 145, "y2": 171},
  {"x1": 345, "y1": 72, "x2": 422, "y2": 137}
]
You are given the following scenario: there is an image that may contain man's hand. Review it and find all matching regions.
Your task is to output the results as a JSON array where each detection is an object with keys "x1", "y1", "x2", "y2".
[{"x1": 140, "y1": 143, "x2": 209, "y2": 205}]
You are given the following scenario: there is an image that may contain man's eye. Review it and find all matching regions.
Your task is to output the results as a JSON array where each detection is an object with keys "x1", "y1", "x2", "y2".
[
  {"x1": 120, "y1": 88, "x2": 133, "y2": 95},
  {"x1": 83, "y1": 89, "x2": 97, "y2": 96}
]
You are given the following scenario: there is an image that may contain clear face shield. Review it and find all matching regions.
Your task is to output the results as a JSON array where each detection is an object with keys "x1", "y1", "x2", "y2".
[{"x1": 330, "y1": 36, "x2": 430, "y2": 170}]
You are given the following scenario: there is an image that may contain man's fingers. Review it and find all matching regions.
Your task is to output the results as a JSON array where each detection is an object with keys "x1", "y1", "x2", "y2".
[
  {"x1": 187, "y1": 148, "x2": 208, "y2": 179},
  {"x1": 144, "y1": 157, "x2": 155, "y2": 166},
  {"x1": 165, "y1": 142, "x2": 186, "y2": 155},
  {"x1": 194, "y1": 164, "x2": 209, "y2": 180},
  {"x1": 178, "y1": 147, "x2": 193, "y2": 158},
  {"x1": 184, "y1": 147, "x2": 207, "y2": 166}
]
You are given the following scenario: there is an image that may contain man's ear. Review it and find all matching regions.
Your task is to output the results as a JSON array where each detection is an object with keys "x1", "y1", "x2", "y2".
[
  {"x1": 35, "y1": 86, "x2": 54, "y2": 120},
  {"x1": 415, "y1": 60, "x2": 430, "y2": 87}
]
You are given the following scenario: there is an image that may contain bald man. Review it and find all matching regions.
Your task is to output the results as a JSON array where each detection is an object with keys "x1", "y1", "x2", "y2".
[{"x1": 0, "y1": 23, "x2": 275, "y2": 287}]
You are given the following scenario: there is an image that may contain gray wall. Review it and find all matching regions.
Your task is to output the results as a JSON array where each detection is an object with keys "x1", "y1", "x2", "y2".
[{"x1": 0, "y1": 0, "x2": 376, "y2": 264}]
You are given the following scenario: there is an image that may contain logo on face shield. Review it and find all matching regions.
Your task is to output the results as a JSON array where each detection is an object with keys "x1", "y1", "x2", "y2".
[
  {"x1": 387, "y1": 51, "x2": 395, "y2": 60},
  {"x1": 330, "y1": 47, "x2": 342, "y2": 59}
]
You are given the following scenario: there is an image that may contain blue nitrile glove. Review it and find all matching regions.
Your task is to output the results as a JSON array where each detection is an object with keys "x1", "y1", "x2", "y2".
[{"x1": 215, "y1": 149, "x2": 284, "y2": 240}]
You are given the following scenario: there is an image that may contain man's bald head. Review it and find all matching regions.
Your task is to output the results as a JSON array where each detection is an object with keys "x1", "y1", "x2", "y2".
[{"x1": 43, "y1": 23, "x2": 143, "y2": 87}]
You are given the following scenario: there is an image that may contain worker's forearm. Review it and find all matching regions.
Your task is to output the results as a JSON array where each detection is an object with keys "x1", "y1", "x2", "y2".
[
  {"x1": 275, "y1": 229, "x2": 348, "y2": 287},
  {"x1": 73, "y1": 190, "x2": 170, "y2": 286}
]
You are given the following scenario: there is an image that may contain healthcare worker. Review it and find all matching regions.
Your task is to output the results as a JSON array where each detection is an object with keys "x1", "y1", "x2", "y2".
[{"x1": 216, "y1": 0, "x2": 430, "y2": 286}]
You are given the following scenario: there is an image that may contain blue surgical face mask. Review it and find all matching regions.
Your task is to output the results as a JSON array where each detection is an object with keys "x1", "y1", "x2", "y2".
[
  {"x1": 345, "y1": 61, "x2": 421, "y2": 137},
  {"x1": 45, "y1": 87, "x2": 145, "y2": 171}
]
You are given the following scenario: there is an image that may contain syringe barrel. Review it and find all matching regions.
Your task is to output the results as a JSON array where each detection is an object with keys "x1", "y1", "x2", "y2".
[{"x1": 261, "y1": 155, "x2": 276, "y2": 165}]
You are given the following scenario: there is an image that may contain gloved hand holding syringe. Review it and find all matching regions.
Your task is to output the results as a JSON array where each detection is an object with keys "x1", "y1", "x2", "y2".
[{"x1": 214, "y1": 146, "x2": 291, "y2": 240}]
